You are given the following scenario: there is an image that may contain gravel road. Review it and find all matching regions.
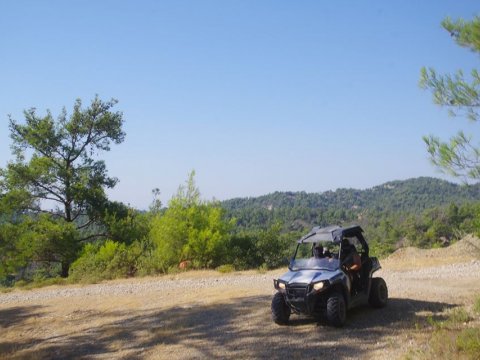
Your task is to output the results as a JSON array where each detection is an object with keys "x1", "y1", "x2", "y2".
[{"x1": 1, "y1": 260, "x2": 480, "y2": 359}]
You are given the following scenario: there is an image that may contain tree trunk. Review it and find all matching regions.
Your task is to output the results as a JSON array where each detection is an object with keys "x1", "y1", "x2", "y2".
[{"x1": 61, "y1": 262, "x2": 70, "y2": 278}]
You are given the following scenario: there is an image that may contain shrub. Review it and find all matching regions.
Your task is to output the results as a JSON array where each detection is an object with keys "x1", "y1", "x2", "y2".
[
  {"x1": 413, "y1": 301, "x2": 480, "y2": 359},
  {"x1": 257, "y1": 263, "x2": 269, "y2": 274},
  {"x1": 216, "y1": 264, "x2": 235, "y2": 273},
  {"x1": 255, "y1": 224, "x2": 290, "y2": 269},
  {"x1": 69, "y1": 240, "x2": 139, "y2": 282},
  {"x1": 448, "y1": 307, "x2": 471, "y2": 325}
]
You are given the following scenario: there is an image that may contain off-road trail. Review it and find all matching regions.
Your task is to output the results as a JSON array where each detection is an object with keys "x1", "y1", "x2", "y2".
[{"x1": 1, "y1": 237, "x2": 480, "y2": 359}]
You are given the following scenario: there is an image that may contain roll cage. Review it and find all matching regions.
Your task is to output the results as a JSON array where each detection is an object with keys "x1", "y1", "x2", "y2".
[{"x1": 291, "y1": 225, "x2": 369, "y2": 264}]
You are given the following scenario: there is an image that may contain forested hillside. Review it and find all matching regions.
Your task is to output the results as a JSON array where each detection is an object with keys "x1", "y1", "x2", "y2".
[
  {"x1": 223, "y1": 177, "x2": 480, "y2": 214},
  {"x1": 222, "y1": 177, "x2": 480, "y2": 230}
]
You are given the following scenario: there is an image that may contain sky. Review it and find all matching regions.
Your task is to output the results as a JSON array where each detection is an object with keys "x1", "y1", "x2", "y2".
[{"x1": 0, "y1": 1, "x2": 479, "y2": 209}]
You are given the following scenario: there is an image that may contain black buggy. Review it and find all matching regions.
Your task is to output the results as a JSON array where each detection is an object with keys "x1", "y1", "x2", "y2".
[{"x1": 272, "y1": 225, "x2": 388, "y2": 327}]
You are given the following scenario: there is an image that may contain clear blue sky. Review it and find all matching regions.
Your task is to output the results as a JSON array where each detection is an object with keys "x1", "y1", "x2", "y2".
[{"x1": 0, "y1": 1, "x2": 478, "y2": 209}]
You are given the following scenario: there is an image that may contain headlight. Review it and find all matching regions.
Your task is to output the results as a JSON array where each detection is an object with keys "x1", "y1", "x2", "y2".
[
  {"x1": 313, "y1": 282, "x2": 325, "y2": 291},
  {"x1": 274, "y1": 279, "x2": 287, "y2": 290}
]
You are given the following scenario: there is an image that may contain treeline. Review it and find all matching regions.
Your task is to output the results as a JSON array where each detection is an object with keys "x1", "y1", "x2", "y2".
[
  {"x1": 361, "y1": 202, "x2": 480, "y2": 256},
  {"x1": 0, "y1": 173, "x2": 295, "y2": 285},
  {"x1": 2, "y1": 173, "x2": 480, "y2": 286},
  {"x1": 221, "y1": 177, "x2": 480, "y2": 256},
  {"x1": 222, "y1": 177, "x2": 480, "y2": 224},
  {"x1": 226, "y1": 190, "x2": 480, "y2": 258}
]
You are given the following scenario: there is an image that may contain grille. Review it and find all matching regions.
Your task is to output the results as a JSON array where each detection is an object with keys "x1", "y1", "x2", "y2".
[{"x1": 286, "y1": 283, "x2": 309, "y2": 299}]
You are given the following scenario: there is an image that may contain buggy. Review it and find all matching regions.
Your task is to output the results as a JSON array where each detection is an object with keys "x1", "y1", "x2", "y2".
[{"x1": 272, "y1": 225, "x2": 388, "y2": 327}]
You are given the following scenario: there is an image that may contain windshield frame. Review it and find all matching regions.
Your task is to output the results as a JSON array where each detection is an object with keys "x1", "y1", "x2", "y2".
[
  {"x1": 289, "y1": 256, "x2": 340, "y2": 271},
  {"x1": 289, "y1": 242, "x2": 341, "y2": 271}
]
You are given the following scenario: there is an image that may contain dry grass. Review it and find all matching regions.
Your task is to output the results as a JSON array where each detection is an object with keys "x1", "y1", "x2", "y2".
[{"x1": 404, "y1": 296, "x2": 480, "y2": 360}]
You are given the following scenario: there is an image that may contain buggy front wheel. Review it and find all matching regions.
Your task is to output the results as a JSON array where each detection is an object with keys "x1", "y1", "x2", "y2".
[
  {"x1": 326, "y1": 292, "x2": 346, "y2": 327},
  {"x1": 271, "y1": 292, "x2": 291, "y2": 325}
]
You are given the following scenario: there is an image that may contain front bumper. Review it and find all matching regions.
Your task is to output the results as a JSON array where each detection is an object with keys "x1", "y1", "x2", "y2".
[{"x1": 274, "y1": 280, "x2": 330, "y2": 316}]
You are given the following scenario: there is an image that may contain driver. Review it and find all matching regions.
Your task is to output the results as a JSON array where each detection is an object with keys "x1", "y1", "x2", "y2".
[
  {"x1": 341, "y1": 238, "x2": 362, "y2": 272},
  {"x1": 313, "y1": 244, "x2": 324, "y2": 258}
]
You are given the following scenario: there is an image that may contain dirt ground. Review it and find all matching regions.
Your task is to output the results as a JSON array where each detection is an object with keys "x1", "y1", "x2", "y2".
[{"x1": 1, "y1": 237, "x2": 480, "y2": 360}]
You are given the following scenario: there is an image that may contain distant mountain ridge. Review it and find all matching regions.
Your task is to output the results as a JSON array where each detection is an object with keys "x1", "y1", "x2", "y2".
[{"x1": 221, "y1": 177, "x2": 480, "y2": 228}]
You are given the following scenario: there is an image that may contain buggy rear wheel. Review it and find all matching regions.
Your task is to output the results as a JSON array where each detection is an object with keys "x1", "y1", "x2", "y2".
[
  {"x1": 271, "y1": 292, "x2": 291, "y2": 325},
  {"x1": 369, "y1": 277, "x2": 388, "y2": 308}
]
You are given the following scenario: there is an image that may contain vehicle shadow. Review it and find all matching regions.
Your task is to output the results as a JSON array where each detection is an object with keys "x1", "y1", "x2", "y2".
[
  {"x1": 288, "y1": 297, "x2": 455, "y2": 328},
  {"x1": 0, "y1": 296, "x2": 455, "y2": 359}
]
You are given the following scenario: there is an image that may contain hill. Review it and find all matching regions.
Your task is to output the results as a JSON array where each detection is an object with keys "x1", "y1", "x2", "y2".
[
  {"x1": 221, "y1": 177, "x2": 480, "y2": 230},
  {"x1": 223, "y1": 177, "x2": 480, "y2": 213}
]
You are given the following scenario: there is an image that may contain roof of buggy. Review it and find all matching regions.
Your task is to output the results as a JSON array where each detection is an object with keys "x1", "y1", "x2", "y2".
[{"x1": 298, "y1": 225, "x2": 363, "y2": 244}]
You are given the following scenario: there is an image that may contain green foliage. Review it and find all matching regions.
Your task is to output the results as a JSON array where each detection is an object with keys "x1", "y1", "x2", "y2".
[
  {"x1": 413, "y1": 301, "x2": 480, "y2": 360},
  {"x1": 0, "y1": 96, "x2": 126, "y2": 278},
  {"x1": 448, "y1": 307, "x2": 471, "y2": 326},
  {"x1": 149, "y1": 171, "x2": 232, "y2": 272},
  {"x1": 420, "y1": 16, "x2": 480, "y2": 180},
  {"x1": 223, "y1": 177, "x2": 480, "y2": 232},
  {"x1": 254, "y1": 223, "x2": 292, "y2": 269},
  {"x1": 222, "y1": 178, "x2": 480, "y2": 257},
  {"x1": 216, "y1": 264, "x2": 235, "y2": 273},
  {"x1": 101, "y1": 202, "x2": 151, "y2": 244},
  {"x1": 14, "y1": 277, "x2": 67, "y2": 290},
  {"x1": 398, "y1": 202, "x2": 480, "y2": 249},
  {"x1": 456, "y1": 328, "x2": 480, "y2": 357},
  {"x1": 69, "y1": 239, "x2": 141, "y2": 282},
  {"x1": 225, "y1": 232, "x2": 259, "y2": 270},
  {"x1": 0, "y1": 214, "x2": 79, "y2": 279},
  {"x1": 256, "y1": 263, "x2": 269, "y2": 274},
  {"x1": 4, "y1": 96, "x2": 125, "y2": 223}
]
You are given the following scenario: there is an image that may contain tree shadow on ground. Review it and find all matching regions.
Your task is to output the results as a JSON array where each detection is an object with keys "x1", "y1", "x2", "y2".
[
  {"x1": 0, "y1": 305, "x2": 44, "y2": 328},
  {"x1": 1, "y1": 297, "x2": 456, "y2": 359},
  {"x1": 0, "y1": 305, "x2": 45, "y2": 358}
]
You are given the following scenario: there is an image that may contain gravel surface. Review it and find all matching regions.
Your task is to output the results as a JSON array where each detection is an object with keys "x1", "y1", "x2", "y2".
[
  {"x1": 2, "y1": 261, "x2": 479, "y2": 305},
  {"x1": 0, "y1": 274, "x2": 274, "y2": 305}
]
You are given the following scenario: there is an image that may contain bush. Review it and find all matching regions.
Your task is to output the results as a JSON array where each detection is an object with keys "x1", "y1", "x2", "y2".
[
  {"x1": 216, "y1": 264, "x2": 235, "y2": 273},
  {"x1": 69, "y1": 240, "x2": 140, "y2": 282},
  {"x1": 447, "y1": 307, "x2": 471, "y2": 326},
  {"x1": 257, "y1": 263, "x2": 269, "y2": 274},
  {"x1": 255, "y1": 223, "x2": 290, "y2": 269},
  {"x1": 225, "y1": 233, "x2": 259, "y2": 270}
]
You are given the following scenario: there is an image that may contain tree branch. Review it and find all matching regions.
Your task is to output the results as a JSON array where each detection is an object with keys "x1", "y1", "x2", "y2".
[
  {"x1": 77, "y1": 218, "x2": 95, "y2": 230},
  {"x1": 78, "y1": 233, "x2": 107, "y2": 243},
  {"x1": 30, "y1": 179, "x2": 65, "y2": 203}
]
